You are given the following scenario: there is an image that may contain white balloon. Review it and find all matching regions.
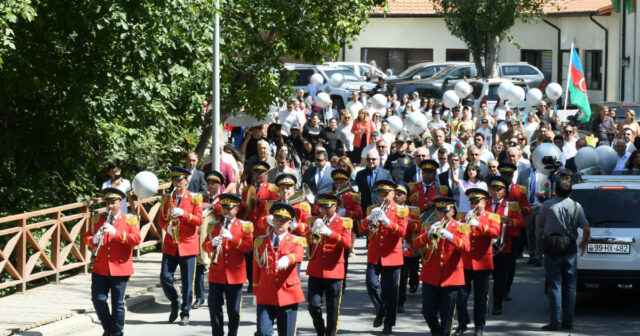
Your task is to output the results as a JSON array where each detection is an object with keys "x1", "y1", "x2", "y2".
[
  {"x1": 545, "y1": 82, "x2": 563, "y2": 101},
  {"x1": 574, "y1": 146, "x2": 600, "y2": 171},
  {"x1": 371, "y1": 94, "x2": 388, "y2": 109},
  {"x1": 454, "y1": 81, "x2": 472, "y2": 99},
  {"x1": 498, "y1": 82, "x2": 514, "y2": 100},
  {"x1": 532, "y1": 143, "x2": 563, "y2": 175},
  {"x1": 525, "y1": 88, "x2": 543, "y2": 107},
  {"x1": 310, "y1": 73, "x2": 324, "y2": 88},
  {"x1": 507, "y1": 86, "x2": 525, "y2": 105},
  {"x1": 442, "y1": 90, "x2": 459, "y2": 109},
  {"x1": 316, "y1": 92, "x2": 331, "y2": 108},
  {"x1": 595, "y1": 145, "x2": 618, "y2": 174},
  {"x1": 328, "y1": 73, "x2": 345, "y2": 88},
  {"x1": 386, "y1": 115, "x2": 403, "y2": 135},
  {"x1": 132, "y1": 171, "x2": 159, "y2": 200},
  {"x1": 405, "y1": 112, "x2": 429, "y2": 136}
]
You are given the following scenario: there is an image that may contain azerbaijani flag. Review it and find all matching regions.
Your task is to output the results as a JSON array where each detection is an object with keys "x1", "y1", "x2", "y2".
[
  {"x1": 305, "y1": 95, "x2": 316, "y2": 108},
  {"x1": 541, "y1": 180, "x2": 551, "y2": 193},
  {"x1": 568, "y1": 47, "x2": 592, "y2": 122},
  {"x1": 451, "y1": 135, "x2": 465, "y2": 155},
  {"x1": 518, "y1": 111, "x2": 528, "y2": 123},
  {"x1": 496, "y1": 102, "x2": 508, "y2": 113},
  {"x1": 612, "y1": 0, "x2": 636, "y2": 14},
  {"x1": 552, "y1": 106, "x2": 560, "y2": 120}
]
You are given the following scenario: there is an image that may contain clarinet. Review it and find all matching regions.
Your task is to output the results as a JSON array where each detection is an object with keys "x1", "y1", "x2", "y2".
[
  {"x1": 92, "y1": 209, "x2": 112, "y2": 260},
  {"x1": 212, "y1": 215, "x2": 229, "y2": 266}
]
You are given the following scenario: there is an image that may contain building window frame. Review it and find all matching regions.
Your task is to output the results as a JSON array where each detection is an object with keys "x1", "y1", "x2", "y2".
[{"x1": 584, "y1": 50, "x2": 603, "y2": 91}]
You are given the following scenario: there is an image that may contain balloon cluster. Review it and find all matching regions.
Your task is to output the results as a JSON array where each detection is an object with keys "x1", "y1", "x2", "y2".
[{"x1": 308, "y1": 73, "x2": 346, "y2": 108}]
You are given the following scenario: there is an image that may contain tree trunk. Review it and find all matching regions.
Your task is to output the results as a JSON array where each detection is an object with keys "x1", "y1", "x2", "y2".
[
  {"x1": 195, "y1": 106, "x2": 213, "y2": 160},
  {"x1": 472, "y1": 50, "x2": 485, "y2": 78},
  {"x1": 485, "y1": 33, "x2": 500, "y2": 78}
]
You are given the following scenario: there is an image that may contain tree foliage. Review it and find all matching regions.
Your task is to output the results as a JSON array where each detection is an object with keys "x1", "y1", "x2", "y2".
[
  {"x1": 433, "y1": 0, "x2": 554, "y2": 78},
  {"x1": 0, "y1": 0, "x2": 385, "y2": 216}
]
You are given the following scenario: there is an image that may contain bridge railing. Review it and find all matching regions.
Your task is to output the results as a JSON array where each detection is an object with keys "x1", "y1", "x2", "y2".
[{"x1": 0, "y1": 183, "x2": 171, "y2": 293}]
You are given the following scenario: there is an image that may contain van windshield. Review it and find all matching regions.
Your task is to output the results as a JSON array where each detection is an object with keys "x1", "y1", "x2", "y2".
[
  {"x1": 572, "y1": 189, "x2": 640, "y2": 228},
  {"x1": 324, "y1": 69, "x2": 361, "y2": 82}
]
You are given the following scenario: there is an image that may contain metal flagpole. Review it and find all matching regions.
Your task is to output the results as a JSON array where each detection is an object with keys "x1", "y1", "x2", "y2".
[
  {"x1": 563, "y1": 42, "x2": 574, "y2": 111},
  {"x1": 212, "y1": 0, "x2": 221, "y2": 171}
]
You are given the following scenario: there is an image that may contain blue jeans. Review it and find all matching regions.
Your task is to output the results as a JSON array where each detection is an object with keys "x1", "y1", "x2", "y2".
[
  {"x1": 256, "y1": 303, "x2": 298, "y2": 336},
  {"x1": 544, "y1": 243, "x2": 578, "y2": 327},
  {"x1": 208, "y1": 283, "x2": 243, "y2": 336},
  {"x1": 365, "y1": 262, "x2": 400, "y2": 328},
  {"x1": 160, "y1": 252, "x2": 196, "y2": 318},
  {"x1": 91, "y1": 273, "x2": 129, "y2": 336},
  {"x1": 422, "y1": 283, "x2": 459, "y2": 336}
]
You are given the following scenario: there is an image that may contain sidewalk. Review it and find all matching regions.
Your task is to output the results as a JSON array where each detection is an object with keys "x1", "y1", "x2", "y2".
[{"x1": 0, "y1": 252, "x2": 164, "y2": 336}]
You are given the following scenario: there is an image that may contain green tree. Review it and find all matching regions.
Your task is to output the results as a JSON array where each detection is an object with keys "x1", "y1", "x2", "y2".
[
  {"x1": 433, "y1": 0, "x2": 555, "y2": 78},
  {"x1": 0, "y1": 0, "x2": 36, "y2": 68}
]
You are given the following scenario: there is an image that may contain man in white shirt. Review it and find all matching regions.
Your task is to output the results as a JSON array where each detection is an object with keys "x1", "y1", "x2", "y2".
[
  {"x1": 279, "y1": 99, "x2": 305, "y2": 137},
  {"x1": 473, "y1": 132, "x2": 494, "y2": 163},
  {"x1": 360, "y1": 131, "x2": 381, "y2": 166},
  {"x1": 102, "y1": 162, "x2": 132, "y2": 214},
  {"x1": 561, "y1": 125, "x2": 578, "y2": 160},
  {"x1": 428, "y1": 129, "x2": 453, "y2": 157},
  {"x1": 346, "y1": 91, "x2": 363, "y2": 120},
  {"x1": 338, "y1": 113, "x2": 354, "y2": 154},
  {"x1": 612, "y1": 139, "x2": 631, "y2": 174}
]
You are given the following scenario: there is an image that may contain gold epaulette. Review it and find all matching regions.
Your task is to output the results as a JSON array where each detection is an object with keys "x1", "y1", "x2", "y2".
[
  {"x1": 488, "y1": 213, "x2": 501, "y2": 223},
  {"x1": 190, "y1": 193, "x2": 203, "y2": 206},
  {"x1": 422, "y1": 222, "x2": 434, "y2": 231},
  {"x1": 519, "y1": 185, "x2": 527, "y2": 194},
  {"x1": 255, "y1": 236, "x2": 266, "y2": 247},
  {"x1": 268, "y1": 184, "x2": 279, "y2": 193},
  {"x1": 292, "y1": 235, "x2": 308, "y2": 248},
  {"x1": 438, "y1": 185, "x2": 450, "y2": 196},
  {"x1": 509, "y1": 202, "x2": 521, "y2": 212},
  {"x1": 457, "y1": 223, "x2": 471, "y2": 235},
  {"x1": 408, "y1": 182, "x2": 418, "y2": 190},
  {"x1": 90, "y1": 214, "x2": 101, "y2": 225},
  {"x1": 240, "y1": 220, "x2": 254, "y2": 233},
  {"x1": 307, "y1": 216, "x2": 316, "y2": 225},
  {"x1": 125, "y1": 215, "x2": 139, "y2": 227},
  {"x1": 455, "y1": 212, "x2": 466, "y2": 221},
  {"x1": 340, "y1": 217, "x2": 353, "y2": 230},
  {"x1": 299, "y1": 202, "x2": 311, "y2": 214},
  {"x1": 409, "y1": 206, "x2": 420, "y2": 217},
  {"x1": 396, "y1": 206, "x2": 409, "y2": 218},
  {"x1": 265, "y1": 200, "x2": 275, "y2": 212},
  {"x1": 366, "y1": 205, "x2": 377, "y2": 216},
  {"x1": 350, "y1": 192, "x2": 361, "y2": 203}
]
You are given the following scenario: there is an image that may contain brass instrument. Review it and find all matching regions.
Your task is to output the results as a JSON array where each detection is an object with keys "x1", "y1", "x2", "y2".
[
  {"x1": 164, "y1": 190, "x2": 181, "y2": 244},
  {"x1": 465, "y1": 208, "x2": 479, "y2": 224},
  {"x1": 423, "y1": 217, "x2": 449, "y2": 263},
  {"x1": 332, "y1": 182, "x2": 353, "y2": 196},
  {"x1": 198, "y1": 209, "x2": 220, "y2": 265},
  {"x1": 92, "y1": 209, "x2": 112, "y2": 260},
  {"x1": 212, "y1": 215, "x2": 229, "y2": 266},
  {"x1": 286, "y1": 183, "x2": 315, "y2": 205},
  {"x1": 492, "y1": 201, "x2": 510, "y2": 256},
  {"x1": 245, "y1": 185, "x2": 256, "y2": 212},
  {"x1": 369, "y1": 199, "x2": 390, "y2": 232},
  {"x1": 310, "y1": 215, "x2": 330, "y2": 244}
]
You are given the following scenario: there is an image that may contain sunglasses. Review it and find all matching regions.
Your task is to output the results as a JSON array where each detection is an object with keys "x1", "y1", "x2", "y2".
[
  {"x1": 489, "y1": 166, "x2": 498, "y2": 169},
  {"x1": 366, "y1": 158, "x2": 378, "y2": 162},
  {"x1": 493, "y1": 146, "x2": 502, "y2": 150},
  {"x1": 509, "y1": 142, "x2": 518, "y2": 146},
  {"x1": 518, "y1": 138, "x2": 525, "y2": 141},
  {"x1": 377, "y1": 145, "x2": 387, "y2": 149}
]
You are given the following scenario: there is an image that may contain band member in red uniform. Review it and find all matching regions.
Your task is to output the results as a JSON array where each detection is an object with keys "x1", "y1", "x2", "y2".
[
  {"x1": 414, "y1": 197, "x2": 470, "y2": 336},
  {"x1": 241, "y1": 161, "x2": 278, "y2": 293},
  {"x1": 454, "y1": 188, "x2": 501, "y2": 336},
  {"x1": 396, "y1": 181, "x2": 422, "y2": 313},
  {"x1": 275, "y1": 173, "x2": 311, "y2": 236},
  {"x1": 306, "y1": 193, "x2": 353, "y2": 336},
  {"x1": 193, "y1": 170, "x2": 225, "y2": 309},
  {"x1": 497, "y1": 162, "x2": 530, "y2": 302},
  {"x1": 158, "y1": 166, "x2": 203, "y2": 326},
  {"x1": 253, "y1": 202, "x2": 306, "y2": 336},
  {"x1": 202, "y1": 193, "x2": 253, "y2": 336},
  {"x1": 408, "y1": 159, "x2": 443, "y2": 213},
  {"x1": 487, "y1": 176, "x2": 524, "y2": 315},
  {"x1": 84, "y1": 188, "x2": 141, "y2": 336},
  {"x1": 359, "y1": 179, "x2": 409, "y2": 335}
]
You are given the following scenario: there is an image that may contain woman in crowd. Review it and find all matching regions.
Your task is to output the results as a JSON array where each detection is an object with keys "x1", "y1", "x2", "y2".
[
  {"x1": 492, "y1": 141, "x2": 504, "y2": 161},
  {"x1": 459, "y1": 106, "x2": 475, "y2": 134},
  {"x1": 338, "y1": 156, "x2": 357, "y2": 182},
  {"x1": 303, "y1": 113, "x2": 326, "y2": 155},
  {"x1": 397, "y1": 93, "x2": 410, "y2": 114},
  {"x1": 276, "y1": 144, "x2": 299, "y2": 169},
  {"x1": 617, "y1": 110, "x2": 640, "y2": 137},
  {"x1": 380, "y1": 119, "x2": 395, "y2": 150},
  {"x1": 351, "y1": 109, "x2": 375, "y2": 163},
  {"x1": 372, "y1": 112, "x2": 383, "y2": 131},
  {"x1": 410, "y1": 91, "x2": 421, "y2": 111},
  {"x1": 452, "y1": 164, "x2": 487, "y2": 213},
  {"x1": 266, "y1": 123, "x2": 284, "y2": 156},
  {"x1": 338, "y1": 109, "x2": 355, "y2": 161}
]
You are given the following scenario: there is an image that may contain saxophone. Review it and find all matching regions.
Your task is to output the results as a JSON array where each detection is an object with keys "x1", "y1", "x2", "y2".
[{"x1": 164, "y1": 190, "x2": 181, "y2": 244}]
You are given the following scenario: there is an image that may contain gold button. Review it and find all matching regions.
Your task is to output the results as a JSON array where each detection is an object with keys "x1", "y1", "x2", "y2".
[
  {"x1": 107, "y1": 254, "x2": 111, "y2": 258},
  {"x1": 471, "y1": 247, "x2": 474, "y2": 250},
  {"x1": 440, "y1": 262, "x2": 443, "y2": 266},
  {"x1": 440, "y1": 254, "x2": 444, "y2": 257}
]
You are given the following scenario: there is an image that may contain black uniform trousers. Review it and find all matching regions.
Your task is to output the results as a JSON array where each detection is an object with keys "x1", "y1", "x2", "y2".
[
  {"x1": 505, "y1": 235, "x2": 522, "y2": 296},
  {"x1": 422, "y1": 283, "x2": 459, "y2": 336},
  {"x1": 398, "y1": 256, "x2": 420, "y2": 307},
  {"x1": 492, "y1": 253, "x2": 510, "y2": 311},
  {"x1": 208, "y1": 282, "x2": 243, "y2": 336},
  {"x1": 365, "y1": 262, "x2": 401, "y2": 329},
  {"x1": 91, "y1": 273, "x2": 129, "y2": 336},
  {"x1": 456, "y1": 269, "x2": 490, "y2": 331},
  {"x1": 308, "y1": 276, "x2": 344, "y2": 336}
]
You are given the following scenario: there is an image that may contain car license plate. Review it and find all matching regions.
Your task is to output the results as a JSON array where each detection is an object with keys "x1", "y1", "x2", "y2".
[{"x1": 587, "y1": 243, "x2": 630, "y2": 254}]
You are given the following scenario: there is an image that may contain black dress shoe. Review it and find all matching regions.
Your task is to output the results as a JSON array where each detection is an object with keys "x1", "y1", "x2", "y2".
[
  {"x1": 381, "y1": 326, "x2": 392, "y2": 334},
  {"x1": 373, "y1": 312, "x2": 384, "y2": 328},
  {"x1": 562, "y1": 324, "x2": 573, "y2": 330},
  {"x1": 397, "y1": 305, "x2": 405, "y2": 313},
  {"x1": 179, "y1": 316, "x2": 189, "y2": 326},
  {"x1": 193, "y1": 299, "x2": 205, "y2": 309},
  {"x1": 169, "y1": 308, "x2": 179, "y2": 323},
  {"x1": 102, "y1": 331, "x2": 109, "y2": 336},
  {"x1": 454, "y1": 325, "x2": 468, "y2": 335},
  {"x1": 527, "y1": 258, "x2": 535, "y2": 265},
  {"x1": 541, "y1": 324, "x2": 561, "y2": 331},
  {"x1": 409, "y1": 285, "x2": 418, "y2": 293}
]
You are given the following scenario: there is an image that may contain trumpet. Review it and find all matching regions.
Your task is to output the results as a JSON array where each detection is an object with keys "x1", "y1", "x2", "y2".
[
  {"x1": 93, "y1": 209, "x2": 112, "y2": 260},
  {"x1": 310, "y1": 215, "x2": 329, "y2": 244},
  {"x1": 465, "y1": 208, "x2": 479, "y2": 224},
  {"x1": 332, "y1": 182, "x2": 353, "y2": 196},
  {"x1": 424, "y1": 217, "x2": 448, "y2": 263},
  {"x1": 212, "y1": 215, "x2": 229, "y2": 266},
  {"x1": 369, "y1": 199, "x2": 390, "y2": 232},
  {"x1": 164, "y1": 190, "x2": 181, "y2": 244}
]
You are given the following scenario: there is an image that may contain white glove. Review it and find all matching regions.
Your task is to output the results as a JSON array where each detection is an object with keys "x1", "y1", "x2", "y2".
[
  {"x1": 427, "y1": 225, "x2": 438, "y2": 237},
  {"x1": 211, "y1": 236, "x2": 221, "y2": 247},
  {"x1": 103, "y1": 223, "x2": 116, "y2": 236},
  {"x1": 440, "y1": 228, "x2": 454, "y2": 242},
  {"x1": 378, "y1": 212, "x2": 391, "y2": 227},
  {"x1": 220, "y1": 228, "x2": 232, "y2": 240},
  {"x1": 266, "y1": 215, "x2": 274, "y2": 226},
  {"x1": 167, "y1": 224, "x2": 173, "y2": 236},
  {"x1": 290, "y1": 218, "x2": 298, "y2": 231},
  {"x1": 367, "y1": 207, "x2": 382, "y2": 221},
  {"x1": 171, "y1": 208, "x2": 185, "y2": 217},
  {"x1": 93, "y1": 232, "x2": 102, "y2": 245},
  {"x1": 319, "y1": 225, "x2": 332, "y2": 237},
  {"x1": 337, "y1": 208, "x2": 346, "y2": 217},
  {"x1": 312, "y1": 218, "x2": 324, "y2": 232},
  {"x1": 469, "y1": 219, "x2": 480, "y2": 227},
  {"x1": 277, "y1": 256, "x2": 290, "y2": 270}
]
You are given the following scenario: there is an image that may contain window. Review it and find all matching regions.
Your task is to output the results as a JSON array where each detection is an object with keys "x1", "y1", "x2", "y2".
[
  {"x1": 446, "y1": 49, "x2": 469, "y2": 61},
  {"x1": 362, "y1": 48, "x2": 433, "y2": 77},
  {"x1": 521, "y1": 49, "x2": 552, "y2": 82},
  {"x1": 449, "y1": 66, "x2": 472, "y2": 79},
  {"x1": 559, "y1": 48, "x2": 579, "y2": 86},
  {"x1": 289, "y1": 69, "x2": 314, "y2": 86},
  {"x1": 501, "y1": 65, "x2": 540, "y2": 76},
  {"x1": 585, "y1": 50, "x2": 603, "y2": 90}
]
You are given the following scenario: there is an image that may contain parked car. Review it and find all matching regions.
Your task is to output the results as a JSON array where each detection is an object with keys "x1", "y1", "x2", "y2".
[
  {"x1": 387, "y1": 81, "x2": 443, "y2": 102},
  {"x1": 386, "y1": 62, "x2": 464, "y2": 84},
  {"x1": 324, "y1": 61, "x2": 386, "y2": 82},
  {"x1": 467, "y1": 78, "x2": 532, "y2": 115},
  {"x1": 498, "y1": 62, "x2": 546, "y2": 89}
]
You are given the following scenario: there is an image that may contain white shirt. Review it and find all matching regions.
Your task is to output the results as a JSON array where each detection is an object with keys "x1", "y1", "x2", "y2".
[
  {"x1": 338, "y1": 123, "x2": 355, "y2": 151},
  {"x1": 315, "y1": 166, "x2": 327, "y2": 185},
  {"x1": 428, "y1": 143, "x2": 454, "y2": 158},
  {"x1": 613, "y1": 152, "x2": 631, "y2": 173},
  {"x1": 101, "y1": 178, "x2": 132, "y2": 194},
  {"x1": 458, "y1": 179, "x2": 488, "y2": 213},
  {"x1": 479, "y1": 147, "x2": 494, "y2": 164},
  {"x1": 272, "y1": 232, "x2": 287, "y2": 248},
  {"x1": 222, "y1": 152, "x2": 239, "y2": 175},
  {"x1": 279, "y1": 108, "x2": 304, "y2": 137},
  {"x1": 562, "y1": 137, "x2": 578, "y2": 159},
  {"x1": 346, "y1": 101, "x2": 363, "y2": 120},
  {"x1": 477, "y1": 127, "x2": 492, "y2": 149}
]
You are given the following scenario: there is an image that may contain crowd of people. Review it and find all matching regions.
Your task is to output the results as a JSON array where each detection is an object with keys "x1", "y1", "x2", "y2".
[{"x1": 86, "y1": 84, "x2": 640, "y2": 336}]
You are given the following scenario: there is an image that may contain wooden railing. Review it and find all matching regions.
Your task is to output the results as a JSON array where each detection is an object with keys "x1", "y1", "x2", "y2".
[{"x1": 0, "y1": 183, "x2": 171, "y2": 293}]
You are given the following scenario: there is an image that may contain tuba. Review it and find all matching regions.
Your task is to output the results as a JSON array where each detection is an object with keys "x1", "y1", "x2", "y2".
[{"x1": 286, "y1": 183, "x2": 315, "y2": 205}]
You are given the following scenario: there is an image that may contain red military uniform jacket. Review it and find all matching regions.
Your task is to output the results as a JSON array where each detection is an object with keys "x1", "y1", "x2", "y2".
[
  {"x1": 305, "y1": 215, "x2": 353, "y2": 279},
  {"x1": 457, "y1": 210, "x2": 501, "y2": 270},
  {"x1": 84, "y1": 213, "x2": 141, "y2": 277},
  {"x1": 312, "y1": 192, "x2": 363, "y2": 222},
  {"x1": 292, "y1": 201, "x2": 312, "y2": 236},
  {"x1": 202, "y1": 217, "x2": 253, "y2": 284},
  {"x1": 485, "y1": 197, "x2": 525, "y2": 255},
  {"x1": 408, "y1": 181, "x2": 439, "y2": 212},
  {"x1": 403, "y1": 206, "x2": 423, "y2": 258},
  {"x1": 204, "y1": 192, "x2": 222, "y2": 215},
  {"x1": 414, "y1": 218, "x2": 470, "y2": 287},
  {"x1": 508, "y1": 183, "x2": 531, "y2": 220},
  {"x1": 252, "y1": 232, "x2": 307, "y2": 306},
  {"x1": 158, "y1": 192, "x2": 203, "y2": 257},
  {"x1": 241, "y1": 182, "x2": 279, "y2": 236},
  {"x1": 359, "y1": 201, "x2": 409, "y2": 267}
]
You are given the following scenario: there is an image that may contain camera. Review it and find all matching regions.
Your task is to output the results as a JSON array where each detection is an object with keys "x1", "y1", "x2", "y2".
[
  {"x1": 115, "y1": 174, "x2": 122, "y2": 180},
  {"x1": 541, "y1": 156, "x2": 562, "y2": 170}
]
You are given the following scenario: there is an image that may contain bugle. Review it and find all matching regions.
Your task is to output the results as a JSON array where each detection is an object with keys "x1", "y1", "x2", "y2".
[
  {"x1": 423, "y1": 217, "x2": 448, "y2": 263},
  {"x1": 332, "y1": 182, "x2": 353, "y2": 196},
  {"x1": 369, "y1": 199, "x2": 390, "y2": 232},
  {"x1": 310, "y1": 215, "x2": 329, "y2": 244},
  {"x1": 93, "y1": 209, "x2": 112, "y2": 260},
  {"x1": 212, "y1": 215, "x2": 230, "y2": 266}
]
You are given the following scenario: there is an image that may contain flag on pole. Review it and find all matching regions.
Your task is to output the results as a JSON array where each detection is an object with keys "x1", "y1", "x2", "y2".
[
  {"x1": 567, "y1": 47, "x2": 592, "y2": 123},
  {"x1": 450, "y1": 134, "x2": 465, "y2": 155},
  {"x1": 541, "y1": 180, "x2": 551, "y2": 193},
  {"x1": 552, "y1": 106, "x2": 560, "y2": 120},
  {"x1": 612, "y1": 0, "x2": 637, "y2": 14},
  {"x1": 305, "y1": 95, "x2": 316, "y2": 108}
]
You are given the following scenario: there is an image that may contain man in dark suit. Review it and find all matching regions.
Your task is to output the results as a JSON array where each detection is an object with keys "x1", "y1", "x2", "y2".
[
  {"x1": 403, "y1": 147, "x2": 429, "y2": 183},
  {"x1": 301, "y1": 150, "x2": 334, "y2": 194},
  {"x1": 356, "y1": 150, "x2": 393, "y2": 211},
  {"x1": 185, "y1": 152, "x2": 207, "y2": 196},
  {"x1": 438, "y1": 153, "x2": 463, "y2": 201}
]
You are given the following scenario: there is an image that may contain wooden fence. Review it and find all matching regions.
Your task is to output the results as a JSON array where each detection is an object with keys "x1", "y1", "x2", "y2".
[{"x1": 0, "y1": 183, "x2": 171, "y2": 293}]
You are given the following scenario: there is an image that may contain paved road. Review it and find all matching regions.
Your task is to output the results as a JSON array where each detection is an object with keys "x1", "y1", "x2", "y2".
[{"x1": 65, "y1": 237, "x2": 640, "y2": 336}]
